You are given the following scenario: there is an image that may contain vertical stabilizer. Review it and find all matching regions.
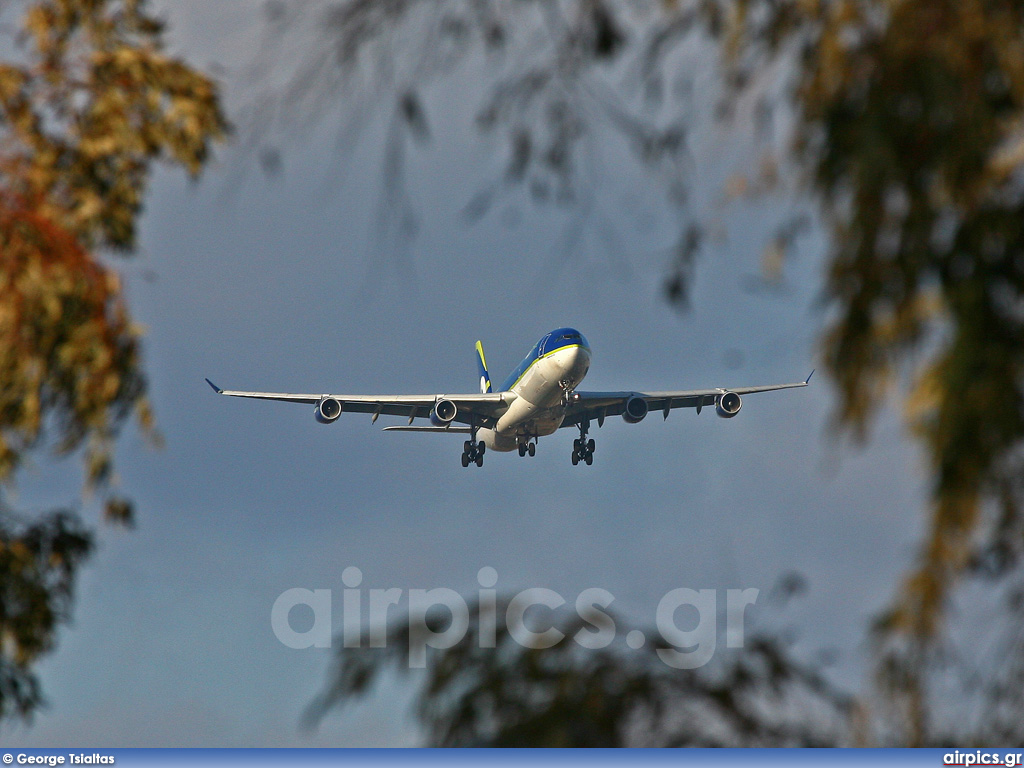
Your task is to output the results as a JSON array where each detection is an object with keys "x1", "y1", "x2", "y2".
[{"x1": 475, "y1": 340, "x2": 492, "y2": 393}]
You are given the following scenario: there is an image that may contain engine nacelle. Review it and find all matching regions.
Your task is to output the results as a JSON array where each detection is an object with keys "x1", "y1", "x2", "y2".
[
  {"x1": 622, "y1": 396, "x2": 649, "y2": 424},
  {"x1": 315, "y1": 397, "x2": 343, "y2": 424},
  {"x1": 716, "y1": 391, "x2": 742, "y2": 418},
  {"x1": 430, "y1": 399, "x2": 458, "y2": 427}
]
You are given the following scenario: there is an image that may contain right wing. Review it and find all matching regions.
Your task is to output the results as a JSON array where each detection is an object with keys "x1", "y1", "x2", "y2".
[
  {"x1": 205, "y1": 379, "x2": 511, "y2": 428},
  {"x1": 561, "y1": 372, "x2": 814, "y2": 426}
]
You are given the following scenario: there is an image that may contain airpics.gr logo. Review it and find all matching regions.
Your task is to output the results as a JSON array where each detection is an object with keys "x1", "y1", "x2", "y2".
[
  {"x1": 271, "y1": 567, "x2": 760, "y2": 669},
  {"x1": 943, "y1": 752, "x2": 1023, "y2": 767}
]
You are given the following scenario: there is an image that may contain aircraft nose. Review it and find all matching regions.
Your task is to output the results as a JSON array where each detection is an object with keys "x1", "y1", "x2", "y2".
[{"x1": 567, "y1": 343, "x2": 590, "y2": 376}]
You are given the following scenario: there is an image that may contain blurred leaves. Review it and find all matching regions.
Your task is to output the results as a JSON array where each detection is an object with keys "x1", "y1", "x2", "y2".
[
  {"x1": 306, "y1": 594, "x2": 852, "y2": 747},
  {"x1": 0, "y1": 508, "x2": 91, "y2": 723},
  {"x1": 724, "y1": 0, "x2": 1024, "y2": 743},
  {"x1": 0, "y1": 0, "x2": 227, "y2": 724},
  {"x1": 245, "y1": 1, "x2": 697, "y2": 265},
  {"x1": 0, "y1": 194, "x2": 145, "y2": 492}
]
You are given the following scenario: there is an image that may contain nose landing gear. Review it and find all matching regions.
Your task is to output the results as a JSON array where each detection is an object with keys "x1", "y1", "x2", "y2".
[
  {"x1": 517, "y1": 439, "x2": 537, "y2": 457},
  {"x1": 561, "y1": 386, "x2": 580, "y2": 407}
]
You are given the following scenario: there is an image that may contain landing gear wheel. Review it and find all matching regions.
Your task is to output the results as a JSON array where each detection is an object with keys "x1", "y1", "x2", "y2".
[
  {"x1": 528, "y1": 442, "x2": 536, "y2": 457},
  {"x1": 572, "y1": 420, "x2": 595, "y2": 466},
  {"x1": 461, "y1": 453, "x2": 469, "y2": 467},
  {"x1": 475, "y1": 452, "x2": 484, "y2": 467},
  {"x1": 518, "y1": 443, "x2": 527, "y2": 457}
]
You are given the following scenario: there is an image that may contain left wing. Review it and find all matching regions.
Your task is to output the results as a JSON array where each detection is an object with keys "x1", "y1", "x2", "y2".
[
  {"x1": 204, "y1": 379, "x2": 511, "y2": 428},
  {"x1": 561, "y1": 371, "x2": 813, "y2": 427}
]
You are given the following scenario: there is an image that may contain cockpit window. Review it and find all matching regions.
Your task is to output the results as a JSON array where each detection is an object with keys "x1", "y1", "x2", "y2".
[{"x1": 549, "y1": 329, "x2": 589, "y2": 350}]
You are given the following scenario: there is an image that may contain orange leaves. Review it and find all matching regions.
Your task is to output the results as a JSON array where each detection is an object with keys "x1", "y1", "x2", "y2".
[
  {"x1": 0, "y1": 0, "x2": 226, "y2": 506},
  {"x1": 0, "y1": 194, "x2": 145, "y2": 488}
]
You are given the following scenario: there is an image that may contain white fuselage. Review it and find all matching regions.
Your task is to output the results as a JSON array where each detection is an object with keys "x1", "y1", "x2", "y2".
[{"x1": 478, "y1": 344, "x2": 591, "y2": 452}]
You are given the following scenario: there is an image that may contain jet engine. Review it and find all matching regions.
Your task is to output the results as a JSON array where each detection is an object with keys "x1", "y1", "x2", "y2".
[
  {"x1": 716, "y1": 392, "x2": 742, "y2": 418},
  {"x1": 430, "y1": 399, "x2": 458, "y2": 427},
  {"x1": 622, "y1": 396, "x2": 649, "y2": 424},
  {"x1": 315, "y1": 397, "x2": 343, "y2": 424}
]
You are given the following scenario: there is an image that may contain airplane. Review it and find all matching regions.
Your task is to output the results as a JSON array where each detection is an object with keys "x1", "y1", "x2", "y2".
[{"x1": 205, "y1": 327, "x2": 812, "y2": 467}]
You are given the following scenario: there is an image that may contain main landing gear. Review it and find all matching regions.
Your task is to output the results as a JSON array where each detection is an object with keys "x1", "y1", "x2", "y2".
[
  {"x1": 461, "y1": 439, "x2": 485, "y2": 467},
  {"x1": 571, "y1": 421, "x2": 595, "y2": 466},
  {"x1": 517, "y1": 439, "x2": 536, "y2": 457}
]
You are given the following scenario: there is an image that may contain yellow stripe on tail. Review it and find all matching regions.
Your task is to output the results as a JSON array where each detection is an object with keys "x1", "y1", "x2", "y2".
[{"x1": 475, "y1": 340, "x2": 492, "y2": 393}]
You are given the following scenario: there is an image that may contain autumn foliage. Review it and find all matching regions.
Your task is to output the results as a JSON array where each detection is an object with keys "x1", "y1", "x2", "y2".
[{"x1": 0, "y1": 0, "x2": 226, "y2": 722}]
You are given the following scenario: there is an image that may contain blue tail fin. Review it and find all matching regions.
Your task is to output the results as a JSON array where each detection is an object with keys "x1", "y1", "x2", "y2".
[{"x1": 475, "y1": 340, "x2": 492, "y2": 393}]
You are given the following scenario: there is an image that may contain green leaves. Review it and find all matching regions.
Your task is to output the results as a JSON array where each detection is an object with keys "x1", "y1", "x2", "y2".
[
  {"x1": 306, "y1": 592, "x2": 851, "y2": 747},
  {"x1": 727, "y1": 0, "x2": 1024, "y2": 742},
  {"x1": 0, "y1": 508, "x2": 92, "y2": 722}
]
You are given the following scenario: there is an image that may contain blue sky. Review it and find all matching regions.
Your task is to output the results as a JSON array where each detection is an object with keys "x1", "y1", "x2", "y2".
[{"x1": 6, "y1": 1, "x2": 929, "y2": 747}]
